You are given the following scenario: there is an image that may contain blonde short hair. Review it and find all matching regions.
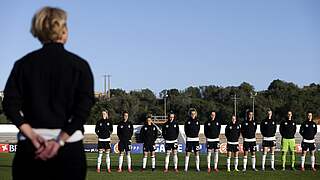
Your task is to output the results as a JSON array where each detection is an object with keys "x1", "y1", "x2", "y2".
[
  {"x1": 31, "y1": 6, "x2": 67, "y2": 43},
  {"x1": 189, "y1": 108, "x2": 197, "y2": 116}
]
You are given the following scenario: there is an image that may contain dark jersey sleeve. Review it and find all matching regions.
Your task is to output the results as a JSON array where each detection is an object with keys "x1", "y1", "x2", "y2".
[
  {"x1": 129, "y1": 123, "x2": 134, "y2": 138},
  {"x1": 109, "y1": 122, "x2": 113, "y2": 135},
  {"x1": 204, "y1": 122, "x2": 209, "y2": 137},
  {"x1": 293, "y1": 122, "x2": 297, "y2": 134},
  {"x1": 2, "y1": 61, "x2": 25, "y2": 128},
  {"x1": 153, "y1": 126, "x2": 158, "y2": 141},
  {"x1": 240, "y1": 121, "x2": 245, "y2": 136},
  {"x1": 162, "y1": 123, "x2": 167, "y2": 139},
  {"x1": 176, "y1": 123, "x2": 180, "y2": 139},
  {"x1": 260, "y1": 121, "x2": 266, "y2": 136},
  {"x1": 176, "y1": 123, "x2": 180, "y2": 138},
  {"x1": 225, "y1": 124, "x2": 230, "y2": 139},
  {"x1": 197, "y1": 121, "x2": 200, "y2": 134},
  {"x1": 117, "y1": 124, "x2": 121, "y2": 139},
  {"x1": 272, "y1": 122, "x2": 277, "y2": 135},
  {"x1": 110, "y1": 122, "x2": 114, "y2": 134},
  {"x1": 140, "y1": 125, "x2": 145, "y2": 143},
  {"x1": 95, "y1": 120, "x2": 100, "y2": 135},
  {"x1": 175, "y1": 123, "x2": 179, "y2": 138},
  {"x1": 62, "y1": 61, "x2": 95, "y2": 136},
  {"x1": 184, "y1": 121, "x2": 189, "y2": 136}
]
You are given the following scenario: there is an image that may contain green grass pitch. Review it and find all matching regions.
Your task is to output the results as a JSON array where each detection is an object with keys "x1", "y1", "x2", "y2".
[{"x1": 0, "y1": 152, "x2": 319, "y2": 180}]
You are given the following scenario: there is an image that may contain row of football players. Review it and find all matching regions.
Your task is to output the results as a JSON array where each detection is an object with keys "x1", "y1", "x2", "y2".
[{"x1": 94, "y1": 109, "x2": 317, "y2": 173}]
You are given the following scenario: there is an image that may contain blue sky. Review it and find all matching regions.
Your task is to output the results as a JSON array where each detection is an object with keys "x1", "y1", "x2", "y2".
[{"x1": 0, "y1": 0, "x2": 319, "y2": 95}]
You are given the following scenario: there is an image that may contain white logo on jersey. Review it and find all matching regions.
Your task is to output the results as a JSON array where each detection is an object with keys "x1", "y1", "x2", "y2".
[
  {"x1": 208, "y1": 123, "x2": 211, "y2": 126},
  {"x1": 153, "y1": 127, "x2": 156, "y2": 130},
  {"x1": 166, "y1": 125, "x2": 169, "y2": 128},
  {"x1": 265, "y1": 122, "x2": 268, "y2": 125},
  {"x1": 293, "y1": 123, "x2": 295, "y2": 125},
  {"x1": 188, "y1": 121, "x2": 191, "y2": 124},
  {"x1": 216, "y1": 122, "x2": 219, "y2": 126},
  {"x1": 100, "y1": 123, "x2": 102, "y2": 126},
  {"x1": 245, "y1": 123, "x2": 248, "y2": 126},
  {"x1": 174, "y1": 124, "x2": 176, "y2": 128},
  {"x1": 230, "y1": 126, "x2": 232, "y2": 129},
  {"x1": 196, "y1": 122, "x2": 199, "y2": 125},
  {"x1": 120, "y1": 125, "x2": 123, "y2": 128},
  {"x1": 313, "y1": 125, "x2": 316, "y2": 127},
  {"x1": 253, "y1": 122, "x2": 256, "y2": 126},
  {"x1": 272, "y1": 122, "x2": 275, "y2": 125},
  {"x1": 128, "y1": 125, "x2": 131, "y2": 128},
  {"x1": 145, "y1": 127, "x2": 147, "y2": 130},
  {"x1": 107, "y1": 123, "x2": 109, "y2": 126},
  {"x1": 285, "y1": 122, "x2": 288, "y2": 125}
]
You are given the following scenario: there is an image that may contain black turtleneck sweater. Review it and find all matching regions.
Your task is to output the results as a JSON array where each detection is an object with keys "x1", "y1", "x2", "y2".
[{"x1": 2, "y1": 43, "x2": 95, "y2": 136}]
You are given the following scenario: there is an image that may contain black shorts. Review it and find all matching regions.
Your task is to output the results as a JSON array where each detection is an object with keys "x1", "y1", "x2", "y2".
[
  {"x1": 118, "y1": 141, "x2": 132, "y2": 152},
  {"x1": 262, "y1": 140, "x2": 276, "y2": 148},
  {"x1": 227, "y1": 144, "x2": 239, "y2": 152},
  {"x1": 243, "y1": 141, "x2": 257, "y2": 152},
  {"x1": 207, "y1": 142, "x2": 220, "y2": 150},
  {"x1": 301, "y1": 142, "x2": 316, "y2": 151},
  {"x1": 98, "y1": 141, "x2": 111, "y2": 150},
  {"x1": 186, "y1": 141, "x2": 200, "y2": 152},
  {"x1": 143, "y1": 143, "x2": 156, "y2": 152},
  {"x1": 165, "y1": 142, "x2": 178, "y2": 151}
]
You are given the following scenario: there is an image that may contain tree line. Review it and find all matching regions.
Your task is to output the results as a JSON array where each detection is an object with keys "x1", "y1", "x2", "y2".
[
  {"x1": 1, "y1": 79, "x2": 319, "y2": 125},
  {"x1": 88, "y1": 79, "x2": 320, "y2": 125}
]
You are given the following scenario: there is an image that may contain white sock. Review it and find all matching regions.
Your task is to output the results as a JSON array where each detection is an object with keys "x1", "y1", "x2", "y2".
[
  {"x1": 143, "y1": 156, "x2": 147, "y2": 169},
  {"x1": 165, "y1": 152, "x2": 170, "y2": 170},
  {"x1": 207, "y1": 152, "x2": 212, "y2": 169},
  {"x1": 195, "y1": 155, "x2": 200, "y2": 170},
  {"x1": 106, "y1": 152, "x2": 111, "y2": 170},
  {"x1": 214, "y1": 152, "x2": 219, "y2": 169},
  {"x1": 243, "y1": 156, "x2": 248, "y2": 170},
  {"x1": 151, "y1": 156, "x2": 156, "y2": 169},
  {"x1": 252, "y1": 155, "x2": 256, "y2": 169},
  {"x1": 235, "y1": 157, "x2": 239, "y2": 169},
  {"x1": 262, "y1": 153, "x2": 267, "y2": 169},
  {"x1": 97, "y1": 151, "x2": 103, "y2": 169},
  {"x1": 311, "y1": 155, "x2": 315, "y2": 168},
  {"x1": 301, "y1": 155, "x2": 306, "y2": 168},
  {"x1": 119, "y1": 154, "x2": 124, "y2": 170},
  {"x1": 173, "y1": 153, "x2": 178, "y2": 169},
  {"x1": 227, "y1": 157, "x2": 231, "y2": 170},
  {"x1": 185, "y1": 155, "x2": 190, "y2": 171},
  {"x1": 127, "y1": 153, "x2": 132, "y2": 170},
  {"x1": 271, "y1": 153, "x2": 275, "y2": 169}
]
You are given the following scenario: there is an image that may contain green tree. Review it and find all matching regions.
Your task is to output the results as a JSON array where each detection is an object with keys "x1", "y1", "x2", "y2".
[{"x1": 82, "y1": 80, "x2": 319, "y2": 125}]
